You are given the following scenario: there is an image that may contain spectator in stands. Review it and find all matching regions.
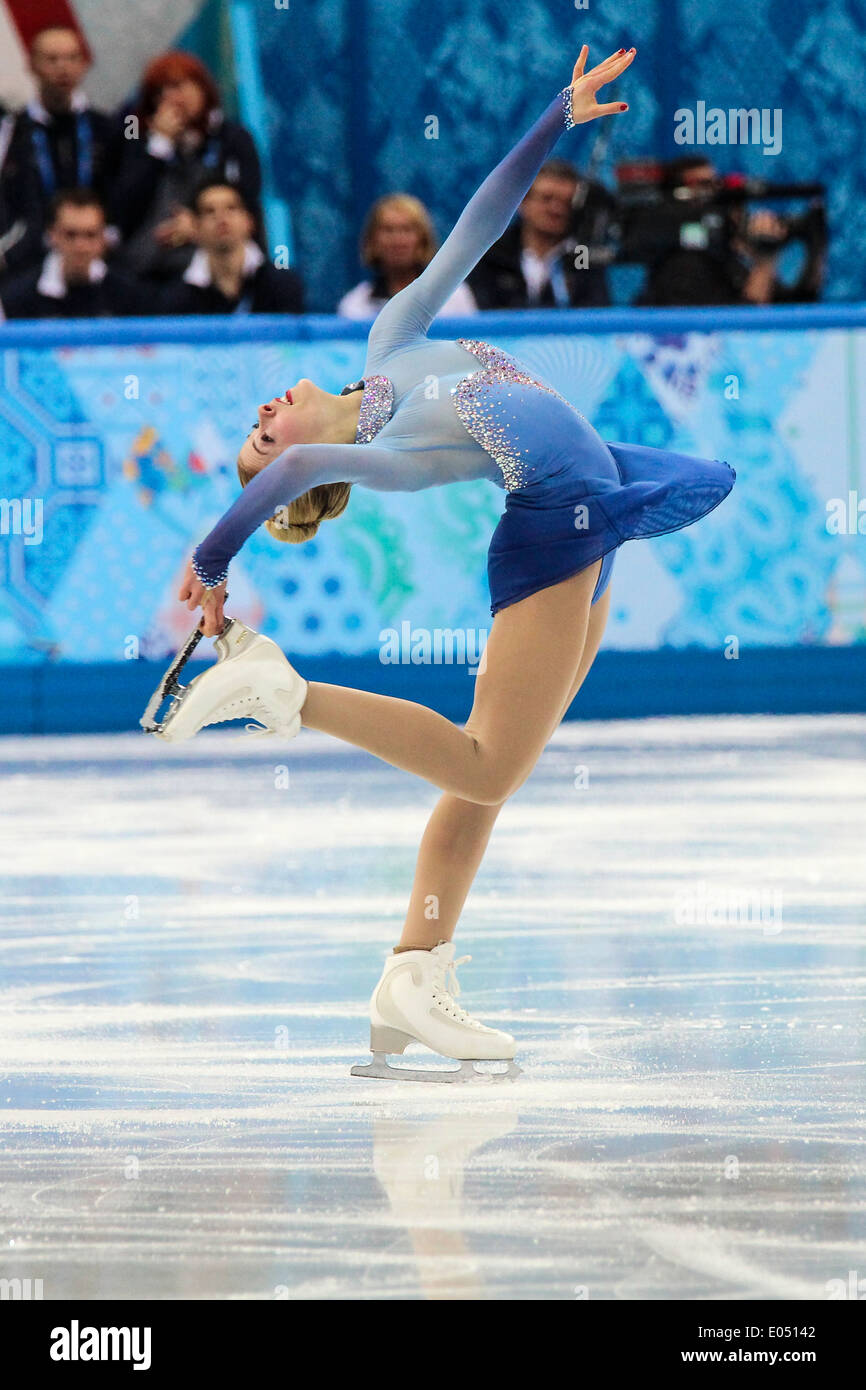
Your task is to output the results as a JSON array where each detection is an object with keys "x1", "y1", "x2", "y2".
[
  {"x1": 0, "y1": 26, "x2": 115, "y2": 276},
  {"x1": 108, "y1": 51, "x2": 262, "y2": 287},
  {"x1": 0, "y1": 101, "x2": 22, "y2": 275},
  {"x1": 337, "y1": 194, "x2": 477, "y2": 318},
  {"x1": 468, "y1": 159, "x2": 611, "y2": 309},
  {"x1": 157, "y1": 178, "x2": 303, "y2": 314},
  {"x1": 0, "y1": 189, "x2": 148, "y2": 319}
]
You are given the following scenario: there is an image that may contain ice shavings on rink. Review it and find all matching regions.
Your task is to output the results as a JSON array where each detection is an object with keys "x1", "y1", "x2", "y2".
[{"x1": 0, "y1": 715, "x2": 864, "y2": 1299}]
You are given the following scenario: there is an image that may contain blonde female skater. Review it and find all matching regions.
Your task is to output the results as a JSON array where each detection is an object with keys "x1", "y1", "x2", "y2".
[{"x1": 164, "y1": 46, "x2": 735, "y2": 1080}]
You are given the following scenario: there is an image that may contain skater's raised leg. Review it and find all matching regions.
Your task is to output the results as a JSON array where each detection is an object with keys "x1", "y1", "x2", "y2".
[{"x1": 301, "y1": 559, "x2": 603, "y2": 805}]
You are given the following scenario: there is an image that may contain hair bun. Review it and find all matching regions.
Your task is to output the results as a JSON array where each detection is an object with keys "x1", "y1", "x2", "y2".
[{"x1": 265, "y1": 513, "x2": 319, "y2": 543}]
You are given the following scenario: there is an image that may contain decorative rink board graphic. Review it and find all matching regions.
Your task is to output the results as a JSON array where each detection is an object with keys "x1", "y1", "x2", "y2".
[{"x1": 0, "y1": 309, "x2": 865, "y2": 681}]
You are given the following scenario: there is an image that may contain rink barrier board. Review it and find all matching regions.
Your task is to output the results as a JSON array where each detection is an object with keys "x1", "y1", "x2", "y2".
[
  {"x1": 1, "y1": 303, "x2": 866, "y2": 349},
  {"x1": 0, "y1": 645, "x2": 864, "y2": 736},
  {"x1": 2, "y1": 304, "x2": 865, "y2": 711}
]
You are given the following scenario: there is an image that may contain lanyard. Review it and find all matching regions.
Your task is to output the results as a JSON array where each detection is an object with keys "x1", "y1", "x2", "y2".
[
  {"x1": 30, "y1": 112, "x2": 93, "y2": 196},
  {"x1": 200, "y1": 135, "x2": 220, "y2": 168},
  {"x1": 548, "y1": 254, "x2": 570, "y2": 308}
]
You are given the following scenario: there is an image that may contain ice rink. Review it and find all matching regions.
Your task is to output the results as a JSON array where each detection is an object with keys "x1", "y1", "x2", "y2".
[{"x1": 0, "y1": 714, "x2": 864, "y2": 1301}]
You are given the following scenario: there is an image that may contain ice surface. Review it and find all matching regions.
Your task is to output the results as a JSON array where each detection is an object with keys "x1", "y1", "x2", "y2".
[{"x1": 0, "y1": 715, "x2": 864, "y2": 1300}]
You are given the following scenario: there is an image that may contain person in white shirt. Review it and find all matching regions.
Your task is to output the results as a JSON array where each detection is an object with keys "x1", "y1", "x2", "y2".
[
  {"x1": 0, "y1": 188, "x2": 147, "y2": 319},
  {"x1": 467, "y1": 158, "x2": 611, "y2": 308},
  {"x1": 0, "y1": 25, "x2": 117, "y2": 274},
  {"x1": 337, "y1": 192, "x2": 477, "y2": 319}
]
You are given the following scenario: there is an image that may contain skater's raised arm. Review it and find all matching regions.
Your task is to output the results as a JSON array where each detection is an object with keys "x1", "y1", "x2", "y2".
[{"x1": 367, "y1": 45, "x2": 635, "y2": 357}]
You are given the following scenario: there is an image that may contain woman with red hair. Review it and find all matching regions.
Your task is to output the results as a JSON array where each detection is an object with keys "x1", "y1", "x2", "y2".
[{"x1": 109, "y1": 51, "x2": 262, "y2": 284}]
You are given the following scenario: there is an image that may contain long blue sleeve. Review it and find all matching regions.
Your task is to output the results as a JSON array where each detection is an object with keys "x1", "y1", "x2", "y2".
[
  {"x1": 192, "y1": 441, "x2": 425, "y2": 585},
  {"x1": 366, "y1": 89, "x2": 571, "y2": 358}
]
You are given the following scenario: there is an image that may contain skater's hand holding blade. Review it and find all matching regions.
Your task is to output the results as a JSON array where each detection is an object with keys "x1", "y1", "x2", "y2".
[{"x1": 178, "y1": 558, "x2": 227, "y2": 637}]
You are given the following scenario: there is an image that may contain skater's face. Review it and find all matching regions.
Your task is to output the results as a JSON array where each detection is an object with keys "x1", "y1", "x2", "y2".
[{"x1": 239, "y1": 381, "x2": 330, "y2": 474}]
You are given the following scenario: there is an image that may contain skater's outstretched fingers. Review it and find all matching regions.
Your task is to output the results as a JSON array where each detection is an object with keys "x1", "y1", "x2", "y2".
[
  {"x1": 570, "y1": 44, "x2": 589, "y2": 84},
  {"x1": 568, "y1": 45, "x2": 635, "y2": 125},
  {"x1": 581, "y1": 46, "x2": 636, "y2": 81},
  {"x1": 572, "y1": 46, "x2": 622, "y2": 82}
]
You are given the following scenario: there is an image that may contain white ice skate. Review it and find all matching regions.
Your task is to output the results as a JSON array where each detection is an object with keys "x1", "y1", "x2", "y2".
[
  {"x1": 351, "y1": 941, "x2": 521, "y2": 1083},
  {"x1": 140, "y1": 618, "x2": 308, "y2": 743}
]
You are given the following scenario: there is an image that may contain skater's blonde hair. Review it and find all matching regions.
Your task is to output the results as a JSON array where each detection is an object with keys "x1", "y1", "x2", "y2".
[{"x1": 236, "y1": 458, "x2": 351, "y2": 544}]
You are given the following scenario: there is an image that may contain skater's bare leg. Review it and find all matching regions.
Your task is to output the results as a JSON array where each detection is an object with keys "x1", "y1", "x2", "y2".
[
  {"x1": 395, "y1": 585, "x2": 612, "y2": 950},
  {"x1": 300, "y1": 560, "x2": 603, "y2": 806},
  {"x1": 395, "y1": 796, "x2": 506, "y2": 951}
]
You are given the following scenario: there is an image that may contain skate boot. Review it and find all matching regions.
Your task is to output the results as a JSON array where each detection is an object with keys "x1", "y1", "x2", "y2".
[
  {"x1": 351, "y1": 941, "x2": 521, "y2": 1082},
  {"x1": 143, "y1": 619, "x2": 308, "y2": 743}
]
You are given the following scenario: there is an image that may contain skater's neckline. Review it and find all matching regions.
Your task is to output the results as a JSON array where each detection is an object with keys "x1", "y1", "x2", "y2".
[{"x1": 354, "y1": 375, "x2": 394, "y2": 444}]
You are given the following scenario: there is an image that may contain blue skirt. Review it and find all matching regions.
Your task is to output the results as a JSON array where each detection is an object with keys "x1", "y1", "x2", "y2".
[{"x1": 488, "y1": 437, "x2": 736, "y2": 617}]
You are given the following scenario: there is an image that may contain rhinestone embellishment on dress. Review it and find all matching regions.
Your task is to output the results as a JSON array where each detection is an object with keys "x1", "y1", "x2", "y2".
[
  {"x1": 354, "y1": 374, "x2": 395, "y2": 443},
  {"x1": 450, "y1": 338, "x2": 575, "y2": 490}
]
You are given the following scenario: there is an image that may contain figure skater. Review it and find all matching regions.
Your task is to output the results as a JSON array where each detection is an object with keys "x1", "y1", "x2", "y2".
[{"x1": 161, "y1": 46, "x2": 735, "y2": 1080}]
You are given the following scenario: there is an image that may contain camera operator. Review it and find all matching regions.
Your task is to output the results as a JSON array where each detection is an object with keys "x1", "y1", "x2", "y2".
[{"x1": 636, "y1": 156, "x2": 825, "y2": 306}]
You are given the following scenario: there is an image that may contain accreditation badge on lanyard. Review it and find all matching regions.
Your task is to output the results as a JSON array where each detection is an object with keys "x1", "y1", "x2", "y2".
[
  {"x1": 30, "y1": 113, "x2": 93, "y2": 196},
  {"x1": 548, "y1": 254, "x2": 571, "y2": 308}
]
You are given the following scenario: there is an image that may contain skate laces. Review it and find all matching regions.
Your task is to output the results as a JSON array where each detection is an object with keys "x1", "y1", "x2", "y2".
[
  {"x1": 432, "y1": 953, "x2": 485, "y2": 1029},
  {"x1": 443, "y1": 954, "x2": 470, "y2": 997}
]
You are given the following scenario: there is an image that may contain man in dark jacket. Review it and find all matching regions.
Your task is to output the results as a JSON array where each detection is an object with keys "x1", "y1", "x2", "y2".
[
  {"x1": 0, "y1": 26, "x2": 115, "y2": 276},
  {"x1": 157, "y1": 179, "x2": 303, "y2": 314},
  {"x1": 0, "y1": 189, "x2": 148, "y2": 319},
  {"x1": 468, "y1": 158, "x2": 611, "y2": 310}
]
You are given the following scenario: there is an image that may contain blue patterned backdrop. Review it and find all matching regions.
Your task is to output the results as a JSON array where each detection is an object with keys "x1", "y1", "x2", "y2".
[
  {"x1": 1, "y1": 308, "x2": 864, "y2": 670},
  {"x1": 234, "y1": 0, "x2": 866, "y2": 311}
]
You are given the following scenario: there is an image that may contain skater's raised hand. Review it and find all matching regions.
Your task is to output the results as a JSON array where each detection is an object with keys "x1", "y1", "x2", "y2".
[
  {"x1": 566, "y1": 44, "x2": 635, "y2": 125},
  {"x1": 178, "y1": 558, "x2": 227, "y2": 637}
]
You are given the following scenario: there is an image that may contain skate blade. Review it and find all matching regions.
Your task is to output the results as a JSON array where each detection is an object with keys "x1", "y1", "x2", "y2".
[
  {"x1": 350, "y1": 1053, "x2": 521, "y2": 1084},
  {"x1": 140, "y1": 619, "x2": 236, "y2": 734}
]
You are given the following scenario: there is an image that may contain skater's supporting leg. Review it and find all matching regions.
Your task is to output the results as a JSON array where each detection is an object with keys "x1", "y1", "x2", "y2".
[
  {"x1": 300, "y1": 560, "x2": 602, "y2": 805},
  {"x1": 394, "y1": 584, "x2": 612, "y2": 950},
  {"x1": 395, "y1": 796, "x2": 506, "y2": 951}
]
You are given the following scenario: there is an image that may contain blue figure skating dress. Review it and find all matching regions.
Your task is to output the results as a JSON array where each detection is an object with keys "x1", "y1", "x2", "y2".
[{"x1": 192, "y1": 86, "x2": 735, "y2": 612}]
